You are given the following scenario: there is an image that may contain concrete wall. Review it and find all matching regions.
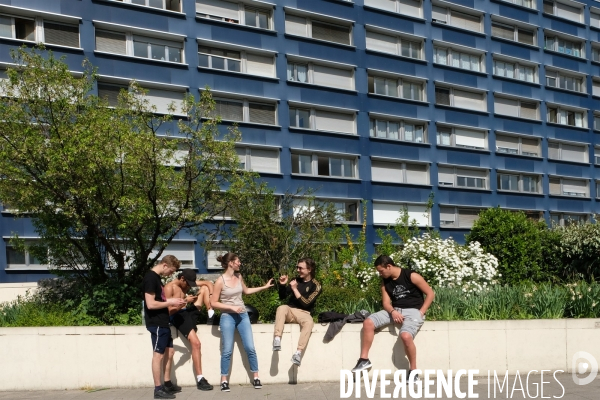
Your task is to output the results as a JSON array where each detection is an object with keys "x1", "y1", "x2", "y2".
[
  {"x1": 1, "y1": 319, "x2": 599, "y2": 391},
  {"x1": 0, "y1": 282, "x2": 37, "y2": 303}
]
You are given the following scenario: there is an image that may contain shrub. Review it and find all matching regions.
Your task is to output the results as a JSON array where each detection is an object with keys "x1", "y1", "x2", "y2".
[{"x1": 558, "y1": 219, "x2": 600, "y2": 281}]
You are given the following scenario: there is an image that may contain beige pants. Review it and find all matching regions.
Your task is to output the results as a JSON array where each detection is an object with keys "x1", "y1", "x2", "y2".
[{"x1": 274, "y1": 305, "x2": 314, "y2": 351}]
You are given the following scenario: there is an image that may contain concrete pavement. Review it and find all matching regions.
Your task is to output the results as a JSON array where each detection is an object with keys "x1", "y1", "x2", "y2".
[{"x1": 1, "y1": 374, "x2": 598, "y2": 400}]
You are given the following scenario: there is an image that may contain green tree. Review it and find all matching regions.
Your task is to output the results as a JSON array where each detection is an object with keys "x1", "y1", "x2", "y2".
[
  {"x1": 558, "y1": 217, "x2": 600, "y2": 281},
  {"x1": 0, "y1": 46, "x2": 246, "y2": 291},
  {"x1": 466, "y1": 207, "x2": 548, "y2": 285}
]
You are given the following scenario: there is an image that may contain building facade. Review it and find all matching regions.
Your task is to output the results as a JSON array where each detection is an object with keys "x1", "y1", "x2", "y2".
[{"x1": 0, "y1": 0, "x2": 598, "y2": 283}]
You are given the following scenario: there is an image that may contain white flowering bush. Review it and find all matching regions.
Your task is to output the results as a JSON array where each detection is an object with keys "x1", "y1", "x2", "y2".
[{"x1": 392, "y1": 234, "x2": 499, "y2": 293}]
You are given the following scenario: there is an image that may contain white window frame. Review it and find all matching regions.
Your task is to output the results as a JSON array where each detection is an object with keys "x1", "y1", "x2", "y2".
[
  {"x1": 543, "y1": 0, "x2": 583, "y2": 24},
  {"x1": 290, "y1": 151, "x2": 358, "y2": 179},
  {"x1": 594, "y1": 146, "x2": 600, "y2": 166},
  {"x1": 434, "y1": 84, "x2": 487, "y2": 112},
  {"x1": 544, "y1": 32, "x2": 585, "y2": 58},
  {"x1": 550, "y1": 212, "x2": 587, "y2": 227},
  {"x1": 369, "y1": 116, "x2": 427, "y2": 143},
  {"x1": 110, "y1": 0, "x2": 182, "y2": 12},
  {"x1": 493, "y1": 95, "x2": 539, "y2": 120},
  {"x1": 197, "y1": 43, "x2": 275, "y2": 78},
  {"x1": 438, "y1": 165, "x2": 489, "y2": 190},
  {"x1": 546, "y1": 104, "x2": 586, "y2": 128},
  {"x1": 499, "y1": 0, "x2": 535, "y2": 9},
  {"x1": 491, "y1": 19, "x2": 537, "y2": 46},
  {"x1": 288, "y1": 103, "x2": 356, "y2": 135},
  {"x1": 492, "y1": 56, "x2": 537, "y2": 83},
  {"x1": 431, "y1": 4, "x2": 483, "y2": 33},
  {"x1": 293, "y1": 198, "x2": 361, "y2": 223},
  {"x1": 235, "y1": 146, "x2": 280, "y2": 174},
  {"x1": 433, "y1": 44, "x2": 484, "y2": 73},
  {"x1": 545, "y1": 68, "x2": 585, "y2": 94},
  {"x1": 285, "y1": 11, "x2": 353, "y2": 46},
  {"x1": 196, "y1": 0, "x2": 273, "y2": 30},
  {"x1": 496, "y1": 171, "x2": 541, "y2": 193},
  {"x1": 365, "y1": 28, "x2": 424, "y2": 60},
  {"x1": 210, "y1": 94, "x2": 278, "y2": 126},
  {"x1": 439, "y1": 206, "x2": 482, "y2": 228},
  {"x1": 549, "y1": 176, "x2": 589, "y2": 197},
  {"x1": 4, "y1": 239, "x2": 49, "y2": 270},
  {"x1": 97, "y1": 80, "x2": 187, "y2": 116},
  {"x1": 206, "y1": 243, "x2": 229, "y2": 270},
  {"x1": 547, "y1": 140, "x2": 589, "y2": 163},
  {"x1": 593, "y1": 46, "x2": 600, "y2": 63},
  {"x1": 286, "y1": 58, "x2": 355, "y2": 90},
  {"x1": 368, "y1": 73, "x2": 425, "y2": 102},
  {"x1": 370, "y1": 158, "x2": 430, "y2": 185},
  {"x1": 436, "y1": 124, "x2": 488, "y2": 150},
  {"x1": 495, "y1": 132, "x2": 541, "y2": 157},
  {"x1": 372, "y1": 201, "x2": 431, "y2": 226},
  {"x1": 363, "y1": 0, "x2": 423, "y2": 18},
  {"x1": 0, "y1": 13, "x2": 80, "y2": 48}
]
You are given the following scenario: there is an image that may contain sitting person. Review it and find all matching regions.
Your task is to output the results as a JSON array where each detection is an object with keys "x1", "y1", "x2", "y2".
[{"x1": 272, "y1": 257, "x2": 322, "y2": 366}]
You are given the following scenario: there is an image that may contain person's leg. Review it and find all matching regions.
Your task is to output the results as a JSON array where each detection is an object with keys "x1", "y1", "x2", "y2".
[
  {"x1": 400, "y1": 332, "x2": 417, "y2": 369},
  {"x1": 152, "y1": 352, "x2": 165, "y2": 386},
  {"x1": 219, "y1": 313, "x2": 236, "y2": 382},
  {"x1": 187, "y1": 330, "x2": 203, "y2": 376},
  {"x1": 291, "y1": 308, "x2": 313, "y2": 352},
  {"x1": 237, "y1": 312, "x2": 259, "y2": 379},
  {"x1": 163, "y1": 346, "x2": 175, "y2": 382},
  {"x1": 194, "y1": 286, "x2": 210, "y2": 311},
  {"x1": 274, "y1": 305, "x2": 292, "y2": 338},
  {"x1": 399, "y1": 309, "x2": 424, "y2": 371},
  {"x1": 148, "y1": 326, "x2": 173, "y2": 395}
]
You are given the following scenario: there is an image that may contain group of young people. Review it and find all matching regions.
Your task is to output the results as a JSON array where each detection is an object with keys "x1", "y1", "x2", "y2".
[{"x1": 142, "y1": 253, "x2": 434, "y2": 399}]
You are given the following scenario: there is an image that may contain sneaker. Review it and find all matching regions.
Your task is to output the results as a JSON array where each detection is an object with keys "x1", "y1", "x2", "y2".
[
  {"x1": 163, "y1": 382, "x2": 182, "y2": 393},
  {"x1": 197, "y1": 377, "x2": 214, "y2": 391},
  {"x1": 154, "y1": 387, "x2": 176, "y2": 399},
  {"x1": 291, "y1": 352, "x2": 301, "y2": 366},
  {"x1": 253, "y1": 378, "x2": 263, "y2": 389},
  {"x1": 351, "y1": 358, "x2": 372, "y2": 372},
  {"x1": 272, "y1": 337, "x2": 281, "y2": 351},
  {"x1": 220, "y1": 381, "x2": 230, "y2": 392},
  {"x1": 408, "y1": 370, "x2": 421, "y2": 383},
  {"x1": 206, "y1": 316, "x2": 214, "y2": 325}
]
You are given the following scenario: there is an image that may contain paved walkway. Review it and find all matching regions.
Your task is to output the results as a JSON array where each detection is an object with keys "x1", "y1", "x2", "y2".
[{"x1": 1, "y1": 375, "x2": 598, "y2": 400}]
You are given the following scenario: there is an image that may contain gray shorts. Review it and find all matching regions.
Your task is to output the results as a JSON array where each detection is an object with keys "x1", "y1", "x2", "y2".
[{"x1": 367, "y1": 308, "x2": 424, "y2": 338}]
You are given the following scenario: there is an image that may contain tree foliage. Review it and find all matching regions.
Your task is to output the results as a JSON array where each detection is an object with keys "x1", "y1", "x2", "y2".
[
  {"x1": 0, "y1": 46, "x2": 247, "y2": 289},
  {"x1": 558, "y1": 217, "x2": 600, "y2": 281}
]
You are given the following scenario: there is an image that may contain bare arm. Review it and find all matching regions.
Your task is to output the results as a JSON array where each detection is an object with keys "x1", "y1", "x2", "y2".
[
  {"x1": 144, "y1": 291, "x2": 185, "y2": 310},
  {"x1": 210, "y1": 277, "x2": 242, "y2": 313},
  {"x1": 241, "y1": 277, "x2": 274, "y2": 295},
  {"x1": 165, "y1": 284, "x2": 196, "y2": 315},
  {"x1": 411, "y1": 273, "x2": 435, "y2": 316},
  {"x1": 381, "y1": 283, "x2": 404, "y2": 324}
]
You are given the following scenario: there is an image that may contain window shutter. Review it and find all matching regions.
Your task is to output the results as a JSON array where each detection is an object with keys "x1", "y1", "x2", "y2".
[
  {"x1": 454, "y1": 129, "x2": 486, "y2": 149},
  {"x1": 196, "y1": 0, "x2": 239, "y2": 20},
  {"x1": 517, "y1": 28, "x2": 534, "y2": 45},
  {"x1": 495, "y1": 97, "x2": 519, "y2": 117},
  {"x1": 492, "y1": 23, "x2": 514, "y2": 40},
  {"x1": 520, "y1": 102, "x2": 537, "y2": 119},
  {"x1": 311, "y1": 21, "x2": 351, "y2": 45},
  {"x1": 246, "y1": 53, "x2": 274, "y2": 77},
  {"x1": 592, "y1": 12, "x2": 600, "y2": 28},
  {"x1": 365, "y1": 31, "x2": 397, "y2": 54},
  {"x1": 285, "y1": 14, "x2": 307, "y2": 36},
  {"x1": 365, "y1": 0, "x2": 396, "y2": 12},
  {"x1": 438, "y1": 166, "x2": 455, "y2": 186},
  {"x1": 593, "y1": 82, "x2": 600, "y2": 97},
  {"x1": 405, "y1": 163, "x2": 428, "y2": 184},
  {"x1": 450, "y1": 11, "x2": 480, "y2": 32},
  {"x1": 435, "y1": 87, "x2": 450, "y2": 105},
  {"x1": 406, "y1": 204, "x2": 429, "y2": 226},
  {"x1": 44, "y1": 22, "x2": 79, "y2": 47},
  {"x1": 561, "y1": 143, "x2": 586, "y2": 163},
  {"x1": 458, "y1": 209, "x2": 479, "y2": 227},
  {"x1": 521, "y1": 137, "x2": 539, "y2": 156},
  {"x1": 496, "y1": 134, "x2": 519, "y2": 152},
  {"x1": 214, "y1": 99, "x2": 243, "y2": 121},
  {"x1": 562, "y1": 179, "x2": 588, "y2": 196},
  {"x1": 144, "y1": 88, "x2": 185, "y2": 115},
  {"x1": 371, "y1": 161, "x2": 403, "y2": 183},
  {"x1": 556, "y1": 2, "x2": 581, "y2": 23},
  {"x1": 235, "y1": 147, "x2": 247, "y2": 169},
  {"x1": 456, "y1": 168, "x2": 487, "y2": 179},
  {"x1": 399, "y1": 0, "x2": 421, "y2": 18},
  {"x1": 0, "y1": 16, "x2": 11, "y2": 38},
  {"x1": 549, "y1": 178, "x2": 561, "y2": 195},
  {"x1": 432, "y1": 6, "x2": 447, "y2": 22},
  {"x1": 248, "y1": 103, "x2": 276, "y2": 125},
  {"x1": 249, "y1": 149, "x2": 279, "y2": 173},
  {"x1": 96, "y1": 30, "x2": 126, "y2": 54},
  {"x1": 98, "y1": 84, "x2": 123, "y2": 107},
  {"x1": 372, "y1": 202, "x2": 403, "y2": 224},
  {"x1": 548, "y1": 142, "x2": 560, "y2": 159},
  {"x1": 439, "y1": 207, "x2": 456, "y2": 226},
  {"x1": 453, "y1": 89, "x2": 484, "y2": 111},
  {"x1": 150, "y1": 242, "x2": 195, "y2": 267},
  {"x1": 313, "y1": 64, "x2": 353, "y2": 90},
  {"x1": 314, "y1": 110, "x2": 355, "y2": 133}
]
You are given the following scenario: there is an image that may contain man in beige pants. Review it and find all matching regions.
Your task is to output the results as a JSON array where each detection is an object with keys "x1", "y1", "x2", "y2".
[{"x1": 273, "y1": 257, "x2": 322, "y2": 366}]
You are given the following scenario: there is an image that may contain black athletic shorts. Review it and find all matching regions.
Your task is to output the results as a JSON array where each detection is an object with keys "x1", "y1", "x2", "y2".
[
  {"x1": 147, "y1": 326, "x2": 173, "y2": 354},
  {"x1": 171, "y1": 308, "x2": 199, "y2": 339}
]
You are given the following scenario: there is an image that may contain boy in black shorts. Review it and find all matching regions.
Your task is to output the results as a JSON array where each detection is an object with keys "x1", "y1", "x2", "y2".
[
  {"x1": 165, "y1": 269, "x2": 214, "y2": 391},
  {"x1": 143, "y1": 255, "x2": 187, "y2": 399}
]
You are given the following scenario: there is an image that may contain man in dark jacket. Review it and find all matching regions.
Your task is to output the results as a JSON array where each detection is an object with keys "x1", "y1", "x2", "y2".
[{"x1": 272, "y1": 257, "x2": 322, "y2": 366}]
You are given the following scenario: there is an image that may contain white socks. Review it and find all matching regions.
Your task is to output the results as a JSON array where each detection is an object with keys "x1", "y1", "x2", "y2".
[
  {"x1": 197, "y1": 375, "x2": 204, "y2": 382},
  {"x1": 208, "y1": 309, "x2": 215, "y2": 318}
]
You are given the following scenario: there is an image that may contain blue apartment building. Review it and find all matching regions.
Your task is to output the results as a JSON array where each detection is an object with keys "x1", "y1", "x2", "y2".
[{"x1": 0, "y1": 0, "x2": 598, "y2": 284}]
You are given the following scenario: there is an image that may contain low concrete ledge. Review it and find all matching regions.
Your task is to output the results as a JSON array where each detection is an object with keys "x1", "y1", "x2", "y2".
[{"x1": 0, "y1": 319, "x2": 599, "y2": 391}]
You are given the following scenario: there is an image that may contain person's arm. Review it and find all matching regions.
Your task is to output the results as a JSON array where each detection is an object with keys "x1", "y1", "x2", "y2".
[
  {"x1": 381, "y1": 282, "x2": 403, "y2": 324},
  {"x1": 241, "y1": 276, "x2": 274, "y2": 295},
  {"x1": 144, "y1": 292, "x2": 185, "y2": 310},
  {"x1": 210, "y1": 277, "x2": 243, "y2": 313},
  {"x1": 411, "y1": 273, "x2": 435, "y2": 317},
  {"x1": 290, "y1": 280, "x2": 321, "y2": 310},
  {"x1": 165, "y1": 285, "x2": 196, "y2": 315}
]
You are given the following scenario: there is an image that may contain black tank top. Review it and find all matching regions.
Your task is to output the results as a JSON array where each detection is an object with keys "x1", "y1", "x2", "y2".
[{"x1": 383, "y1": 268, "x2": 424, "y2": 309}]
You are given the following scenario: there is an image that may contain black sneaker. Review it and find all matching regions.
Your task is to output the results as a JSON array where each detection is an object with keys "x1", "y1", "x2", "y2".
[
  {"x1": 197, "y1": 377, "x2": 214, "y2": 391},
  {"x1": 220, "y1": 381, "x2": 230, "y2": 392},
  {"x1": 154, "y1": 387, "x2": 176, "y2": 399},
  {"x1": 163, "y1": 383, "x2": 182, "y2": 393},
  {"x1": 253, "y1": 378, "x2": 263, "y2": 389},
  {"x1": 351, "y1": 358, "x2": 372, "y2": 372},
  {"x1": 206, "y1": 316, "x2": 214, "y2": 325},
  {"x1": 408, "y1": 370, "x2": 421, "y2": 383}
]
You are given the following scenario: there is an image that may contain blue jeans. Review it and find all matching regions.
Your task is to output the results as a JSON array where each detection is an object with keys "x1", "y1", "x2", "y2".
[{"x1": 219, "y1": 312, "x2": 259, "y2": 376}]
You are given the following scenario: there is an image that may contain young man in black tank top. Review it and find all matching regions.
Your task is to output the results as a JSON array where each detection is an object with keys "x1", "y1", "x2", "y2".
[{"x1": 351, "y1": 255, "x2": 435, "y2": 382}]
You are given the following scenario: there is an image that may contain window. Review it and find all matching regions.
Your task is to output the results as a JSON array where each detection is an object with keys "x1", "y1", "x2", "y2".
[
  {"x1": 491, "y1": 21, "x2": 535, "y2": 46},
  {"x1": 544, "y1": 35, "x2": 584, "y2": 58},
  {"x1": 549, "y1": 177, "x2": 589, "y2": 197},
  {"x1": 285, "y1": 14, "x2": 351, "y2": 45},
  {"x1": 595, "y1": 114, "x2": 600, "y2": 131},
  {"x1": 595, "y1": 147, "x2": 600, "y2": 165},
  {"x1": 369, "y1": 118, "x2": 426, "y2": 143},
  {"x1": 543, "y1": 1, "x2": 582, "y2": 23},
  {"x1": 500, "y1": 0, "x2": 534, "y2": 9},
  {"x1": 121, "y1": 0, "x2": 182, "y2": 12},
  {"x1": 437, "y1": 126, "x2": 487, "y2": 150},
  {"x1": 368, "y1": 75, "x2": 424, "y2": 101},
  {"x1": 547, "y1": 106, "x2": 585, "y2": 128},
  {"x1": 435, "y1": 86, "x2": 486, "y2": 111},
  {"x1": 206, "y1": 243, "x2": 228, "y2": 269},
  {"x1": 98, "y1": 83, "x2": 186, "y2": 115},
  {"x1": 198, "y1": 45, "x2": 275, "y2": 78},
  {"x1": 438, "y1": 166, "x2": 488, "y2": 189},
  {"x1": 550, "y1": 213, "x2": 587, "y2": 227},
  {"x1": 548, "y1": 141, "x2": 588, "y2": 163},
  {"x1": 371, "y1": 160, "x2": 429, "y2": 184},
  {"x1": 287, "y1": 60, "x2": 354, "y2": 90},
  {"x1": 196, "y1": 0, "x2": 272, "y2": 29},
  {"x1": 439, "y1": 207, "x2": 481, "y2": 228},
  {"x1": 210, "y1": 96, "x2": 277, "y2": 125},
  {"x1": 593, "y1": 80, "x2": 600, "y2": 97},
  {"x1": 545, "y1": 70, "x2": 584, "y2": 93},
  {"x1": 291, "y1": 152, "x2": 357, "y2": 178},
  {"x1": 434, "y1": 46, "x2": 482, "y2": 72},
  {"x1": 95, "y1": 29, "x2": 183, "y2": 63},
  {"x1": 0, "y1": 14, "x2": 80, "y2": 47},
  {"x1": 497, "y1": 172, "x2": 540, "y2": 193},
  {"x1": 593, "y1": 47, "x2": 600, "y2": 63},
  {"x1": 592, "y1": 11, "x2": 600, "y2": 29},
  {"x1": 493, "y1": 59, "x2": 536, "y2": 83},
  {"x1": 289, "y1": 106, "x2": 355, "y2": 134},
  {"x1": 495, "y1": 134, "x2": 540, "y2": 157},
  {"x1": 293, "y1": 198, "x2": 360, "y2": 222},
  {"x1": 372, "y1": 202, "x2": 430, "y2": 226},
  {"x1": 365, "y1": 30, "x2": 423, "y2": 60},
  {"x1": 364, "y1": 0, "x2": 422, "y2": 18},
  {"x1": 5, "y1": 240, "x2": 46, "y2": 269},
  {"x1": 149, "y1": 242, "x2": 194, "y2": 268},
  {"x1": 494, "y1": 96, "x2": 538, "y2": 120},
  {"x1": 431, "y1": 6, "x2": 482, "y2": 33},
  {"x1": 235, "y1": 147, "x2": 279, "y2": 173}
]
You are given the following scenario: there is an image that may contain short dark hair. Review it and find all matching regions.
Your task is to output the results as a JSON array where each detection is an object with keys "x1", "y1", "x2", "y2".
[
  {"x1": 374, "y1": 255, "x2": 396, "y2": 268},
  {"x1": 298, "y1": 257, "x2": 316, "y2": 279}
]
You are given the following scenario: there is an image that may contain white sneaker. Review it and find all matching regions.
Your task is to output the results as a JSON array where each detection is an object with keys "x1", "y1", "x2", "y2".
[{"x1": 272, "y1": 337, "x2": 281, "y2": 351}]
